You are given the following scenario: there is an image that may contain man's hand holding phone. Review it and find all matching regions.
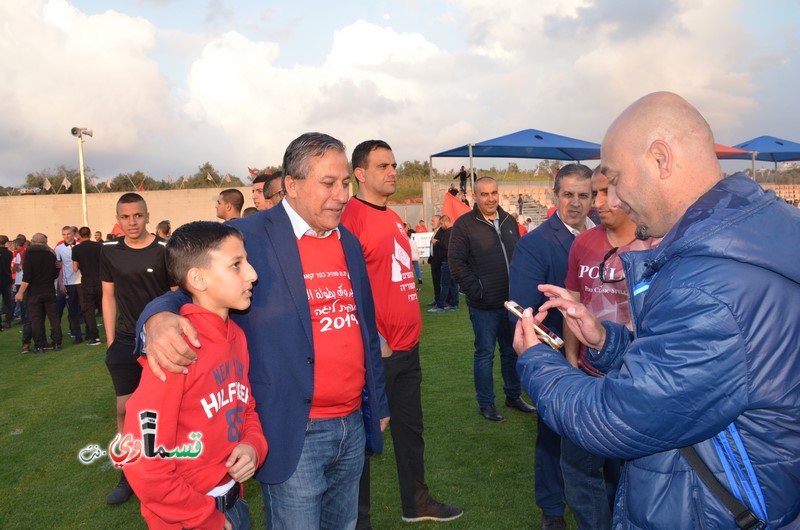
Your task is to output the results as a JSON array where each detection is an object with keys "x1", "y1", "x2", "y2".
[
  {"x1": 536, "y1": 285, "x2": 606, "y2": 352},
  {"x1": 505, "y1": 300, "x2": 564, "y2": 352}
]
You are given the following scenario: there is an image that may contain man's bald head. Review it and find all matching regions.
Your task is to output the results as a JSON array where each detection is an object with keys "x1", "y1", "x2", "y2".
[{"x1": 601, "y1": 92, "x2": 722, "y2": 239}]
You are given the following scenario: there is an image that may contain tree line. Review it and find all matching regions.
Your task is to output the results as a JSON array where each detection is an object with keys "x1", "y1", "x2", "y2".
[{"x1": 2, "y1": 159, "x2": 625, "y2": 198}]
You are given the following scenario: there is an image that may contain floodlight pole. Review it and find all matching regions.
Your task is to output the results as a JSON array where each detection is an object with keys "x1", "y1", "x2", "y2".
[
  {"x1": 76, "y1": 135, "x2": 89, "y2": 226},
  {"x1": 71, "y1": 126, "x2": 92, "y2": 226}
]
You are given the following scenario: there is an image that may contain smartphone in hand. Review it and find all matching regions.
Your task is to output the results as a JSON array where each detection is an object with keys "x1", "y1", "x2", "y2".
[{"x1": 504, "y1": 300, "x2": 565, "y2": 351}]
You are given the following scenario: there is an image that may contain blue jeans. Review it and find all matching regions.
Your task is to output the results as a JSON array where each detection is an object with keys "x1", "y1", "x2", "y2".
[
  {"x1": 437, "y1": 262, "x2": 458, "y2": 309},
  {"x1": 262, "y1": 410, "x2": 365, "y2": 530},
  {"x1": 412, "y1": 261, "x2": 422, "y2": 282},
  {"x1": 64, "y1": 284, "x2": 83, "y2": 340},
  {"x1": 467, "y1": 306, "x2": 521, "y2": 406},
  {"x1": 224, "y1": 496, "x2": 251, "y2": 530},
  {"x1": 560, "y1": 437, "x2": 620, "y2": 530}
]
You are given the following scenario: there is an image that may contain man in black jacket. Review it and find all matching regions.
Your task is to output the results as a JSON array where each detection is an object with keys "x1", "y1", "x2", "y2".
[
  {"x1": 426, "y1": 215, "x2": 444, "y2": 306},
  {"x1": 15, "y1": 233, "x2": 61, "y2": 352},
  {"x1": 449, "y1": 177, "x2": 535, "y2": 422},
  {"x1": 427, "y1": 216, "x2": 458, "y2": 313},
  {"x1": 0, "y1": 235, "x2": 13, "y2": 330},
  {"x1": 72, "y1": 226, "x2": 103, "y2": 346}
]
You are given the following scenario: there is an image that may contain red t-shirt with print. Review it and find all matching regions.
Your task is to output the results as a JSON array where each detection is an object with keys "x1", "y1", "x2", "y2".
[
  {"x1": 297, "y1": 234, "x2": 365, "y2": 419},
  {"x1": 341, "y1": 197, "x2": 421, "y2": 351}
]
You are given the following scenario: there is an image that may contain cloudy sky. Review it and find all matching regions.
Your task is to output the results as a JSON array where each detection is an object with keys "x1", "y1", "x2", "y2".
[{"x1": 1, "y1": 0, "x2": 798, "y2": 186}]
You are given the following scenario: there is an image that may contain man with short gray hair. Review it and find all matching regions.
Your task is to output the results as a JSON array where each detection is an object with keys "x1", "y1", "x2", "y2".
[
  {"x1": 509, "y1": 163, "x2": 594, "y2": 530},
  {"x1": 449, "y1": 177, "x2": 535, "y2": 423},
  {"x1": 427, "y1": 215, "x2": 457, "y2": 313},
  {"x1": 136, "y1": 132, "x2": 390, "y2": 529},
  {"x1": 15, "y1": 233, "x2": 61, "y2": 352}
]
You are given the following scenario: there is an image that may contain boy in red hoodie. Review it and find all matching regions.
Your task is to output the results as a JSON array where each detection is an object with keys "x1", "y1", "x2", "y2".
[{"x1": 121, "y1": 221, "x2": 267, "y2": 529}]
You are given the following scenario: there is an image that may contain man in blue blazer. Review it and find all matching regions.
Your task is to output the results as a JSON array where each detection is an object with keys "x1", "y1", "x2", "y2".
[
  {"x1": 508, "y1": 164, "x2": 593, "y2": 530},
  {"x1": 135, "y1": 133, "x2": 390, "y2": 530}
]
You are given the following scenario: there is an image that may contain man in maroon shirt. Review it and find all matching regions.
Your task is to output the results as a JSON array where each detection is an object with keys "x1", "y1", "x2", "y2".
[{"x1": 559, "y1": 168, "x2": 657, "y2": 529}]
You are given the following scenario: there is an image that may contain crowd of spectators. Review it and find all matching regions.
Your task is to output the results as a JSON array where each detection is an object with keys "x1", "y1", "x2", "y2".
[{"x1": 3, "y1": 92, "x2": 799, "y2": 530}]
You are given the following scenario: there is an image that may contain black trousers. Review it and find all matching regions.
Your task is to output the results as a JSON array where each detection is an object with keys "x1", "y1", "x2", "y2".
[
  {"x1": 357, "y1": 343, "x2": 426, "y2": 523},
  {"x1": 0, "y1": 283, "x2": 13, "y2": 326},
  {"x1": 27, "y1": 291, "x2": 62, "y2": 348},
  {"x1": 17, "y1": 287, "x2": 31, "y2": 345},
  {"x1": 78, "y1": 283, "x2": 101, "y2": 341}
]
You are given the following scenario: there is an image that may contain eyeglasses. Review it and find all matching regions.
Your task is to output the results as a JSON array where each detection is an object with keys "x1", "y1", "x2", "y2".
[
  {"x1": 599, "y1": 247, "x2": 625, "y2": 283},
  {"x1": 265, "y1": 190, "x2": 286, "y2": 201}
]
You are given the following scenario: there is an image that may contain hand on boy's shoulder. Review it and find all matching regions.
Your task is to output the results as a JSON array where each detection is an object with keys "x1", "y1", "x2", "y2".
[
  {"x1": 226, "y1": 443, "x2": 258, "y2": 483},
  {"x1": 145, "y1": 311, "x2": 200, "y2": 381}
]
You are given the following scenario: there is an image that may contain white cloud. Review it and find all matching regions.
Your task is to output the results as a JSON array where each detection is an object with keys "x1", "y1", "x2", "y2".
[
  {"x1": 0, "y1": 0, "x2": 174, "y2": 180},
  {"x1": 0, "y1": 0, "x2": 795, "y2": 186}
]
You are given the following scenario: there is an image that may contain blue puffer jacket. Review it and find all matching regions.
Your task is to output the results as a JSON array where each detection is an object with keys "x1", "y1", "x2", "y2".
[{"x1": 517, "y1": 174, "x2": 800, "y2": 528}]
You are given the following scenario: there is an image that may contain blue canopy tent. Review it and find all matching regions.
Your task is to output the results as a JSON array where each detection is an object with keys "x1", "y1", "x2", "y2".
[
  {"x1": 432, "y1": 128, "x2": 601, "y2": 161},
  {"x1": 725, "y1": 135, "x2": 800, "y2": 174},
  {"x1": 430, "y1": 128, "x2": 601, "y2": 189}
]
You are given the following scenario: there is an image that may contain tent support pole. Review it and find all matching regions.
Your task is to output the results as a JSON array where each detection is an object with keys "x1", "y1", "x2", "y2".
[
  {"x1": 428, "y1": 155, "x2": 434, "y2": 219},
  {"x1": 468, "y1": 144, "x2": 475, "y2": 192}
]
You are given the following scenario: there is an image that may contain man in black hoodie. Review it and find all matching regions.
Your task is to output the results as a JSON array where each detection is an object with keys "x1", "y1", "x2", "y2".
[
  {"x1": 449, "y1": 177, "x2": 535, "y2": 422},
  {"x1": 15, "y1": 233, "x2": 61, "y2": 352}
]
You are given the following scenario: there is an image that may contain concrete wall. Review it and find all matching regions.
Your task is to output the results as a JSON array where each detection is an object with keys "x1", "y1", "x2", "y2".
[
  {"x1": 0, "y1": 187, "x2": 424, "y2": 241},
  {"x1": 0, "y1": 187, "x2": 252, "y2": 240}
]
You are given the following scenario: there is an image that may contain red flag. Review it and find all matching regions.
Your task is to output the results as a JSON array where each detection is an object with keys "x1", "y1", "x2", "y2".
[
  {"x1": 137, "y1": 180, "x2": 145, "y2": 192},
  {"x1": 441, "y1": 192, "x2": 471, "y2": 222}
]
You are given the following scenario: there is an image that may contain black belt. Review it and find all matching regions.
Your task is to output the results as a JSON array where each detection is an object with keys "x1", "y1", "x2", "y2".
[{"x1": 214, "y1": 484, "x2": 239, "y2": 513}]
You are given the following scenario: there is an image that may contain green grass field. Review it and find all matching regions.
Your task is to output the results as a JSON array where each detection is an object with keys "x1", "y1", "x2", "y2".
[{"x1": 0, "y1": 271, "x2": 576, "y2": 529}]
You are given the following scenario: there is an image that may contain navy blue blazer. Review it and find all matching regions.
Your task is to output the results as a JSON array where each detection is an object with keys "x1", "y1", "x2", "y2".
[
  {"x1": 508, "y1": 213, "x2": 575, "y2": 336},
  {"x1": 136, "y1": 204, "x2": 389, "y2": 484}
]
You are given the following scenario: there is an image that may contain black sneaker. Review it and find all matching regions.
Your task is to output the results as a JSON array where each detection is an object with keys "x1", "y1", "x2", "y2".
[
  {"x1": 106, "y1": 473, "x2": 135, "y2": 505},
  {"x1": 88, "y1": 338, "x2": 102, "y2": 346},
  {"x1": 402, "y1": 496, "x2": 463, "y2": 523}
]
